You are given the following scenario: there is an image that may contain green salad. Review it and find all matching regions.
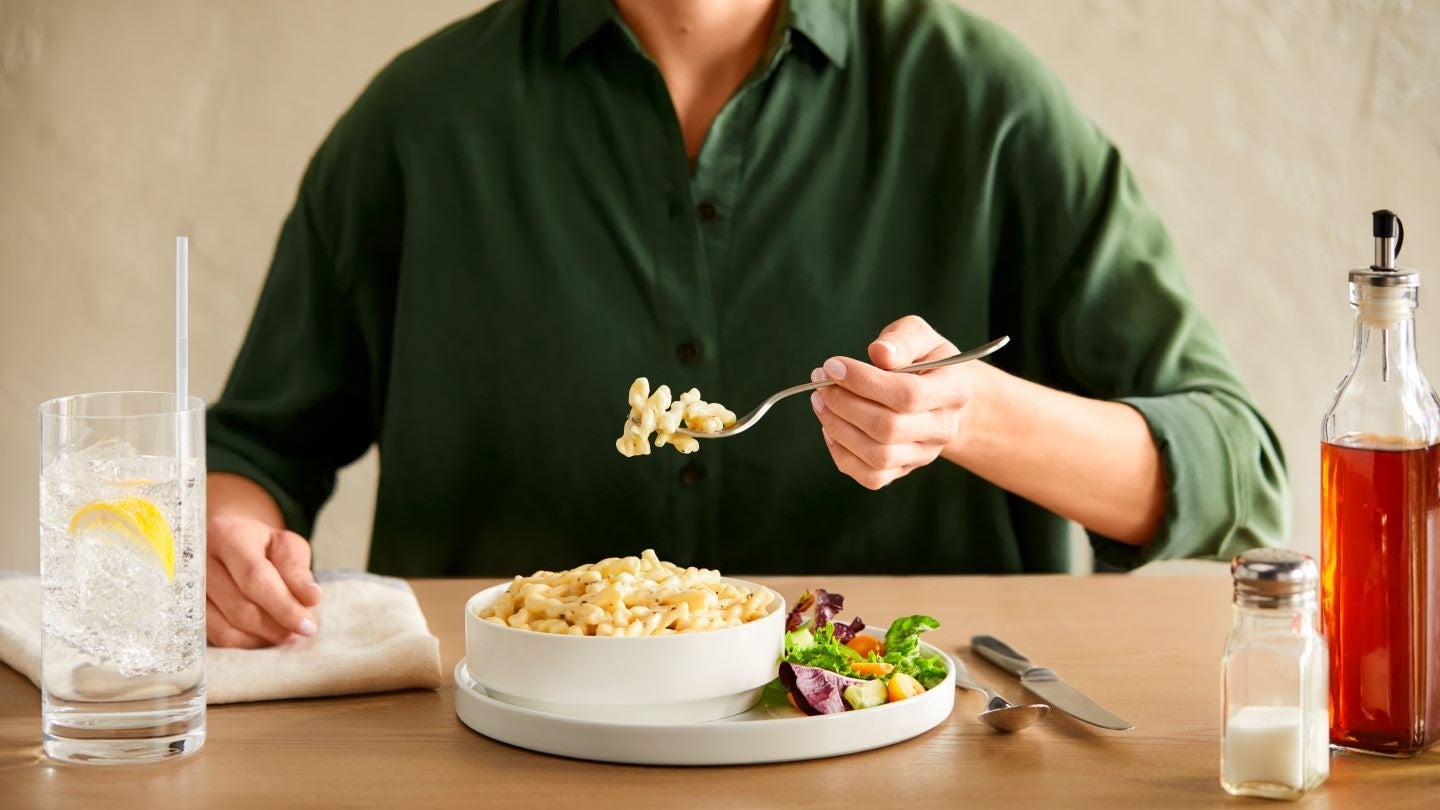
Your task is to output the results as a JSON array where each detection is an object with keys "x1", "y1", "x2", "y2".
[{"x1": 763, "y1": 589, "x2": 946, "y2": 715}]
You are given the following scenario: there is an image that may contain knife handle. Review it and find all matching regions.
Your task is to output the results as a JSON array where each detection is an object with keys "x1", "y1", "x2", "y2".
[{"x1": 971, "y1": 635, "x2": 1034, "y2": 678}]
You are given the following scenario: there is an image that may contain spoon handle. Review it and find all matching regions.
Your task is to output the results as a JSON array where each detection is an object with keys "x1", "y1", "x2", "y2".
[{"x1": 947, "y1": 653, "x2": 997, "y2": 699}]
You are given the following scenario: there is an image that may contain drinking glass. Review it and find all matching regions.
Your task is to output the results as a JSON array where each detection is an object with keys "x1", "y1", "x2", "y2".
[{"x1": 39, "y1": 391, "x2": 205, "y2": 763}]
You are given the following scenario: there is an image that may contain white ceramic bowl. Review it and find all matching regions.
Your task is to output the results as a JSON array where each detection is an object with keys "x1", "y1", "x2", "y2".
[{"x1": 464, "y1": 580, "x2": 785, "y2": 723}]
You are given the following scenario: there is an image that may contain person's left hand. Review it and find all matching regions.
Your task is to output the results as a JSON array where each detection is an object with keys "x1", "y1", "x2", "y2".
[{"x1": 810, "y1": 315, "x2": 979, "y2": 490}]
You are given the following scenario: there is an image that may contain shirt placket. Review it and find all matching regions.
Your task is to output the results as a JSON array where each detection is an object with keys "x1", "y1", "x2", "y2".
[
  {"x1": 621, "y1": 26, "x2": 792, "y2": 564},
  {"x1": 680, "y1": 97, "x2": 758, "y2": 562},
  {"x1": 683, "y1": 42, "x2": 794, "y2": 563}
]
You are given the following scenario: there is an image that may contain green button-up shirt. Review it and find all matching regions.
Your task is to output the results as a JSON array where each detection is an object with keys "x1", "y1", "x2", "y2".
[{"x1": 208, "y1": 0, "x2": 1288, "y2": 577}]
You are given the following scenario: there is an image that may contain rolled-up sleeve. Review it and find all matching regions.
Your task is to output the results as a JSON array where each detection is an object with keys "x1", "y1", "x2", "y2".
[{"x1": 991, "y1": 36, "x2": 1289, "y2": 568}]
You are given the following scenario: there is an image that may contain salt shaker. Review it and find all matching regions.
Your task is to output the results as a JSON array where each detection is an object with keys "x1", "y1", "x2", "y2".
[{"x1": 1221, "y1": 548, "x2": 1329, "y2": 800}]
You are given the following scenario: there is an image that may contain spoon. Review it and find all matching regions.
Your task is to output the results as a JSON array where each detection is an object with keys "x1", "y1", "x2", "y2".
[
  {"x1": 948, "y1": 653, "x2": 1049, "y2": 733},
  {"x1": 674, "y1": 335, "x2": 1010, "y2": 439}
]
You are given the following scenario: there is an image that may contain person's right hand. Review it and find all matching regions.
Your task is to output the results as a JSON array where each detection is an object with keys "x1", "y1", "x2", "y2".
[{"x1": 206, "y1": 513, "x2": 323, "y2": 648}]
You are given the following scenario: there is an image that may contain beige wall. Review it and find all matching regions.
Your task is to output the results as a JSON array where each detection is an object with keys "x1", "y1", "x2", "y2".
[{"x1": 3, "y1": 0, "x2": 1438, "y2": 573}]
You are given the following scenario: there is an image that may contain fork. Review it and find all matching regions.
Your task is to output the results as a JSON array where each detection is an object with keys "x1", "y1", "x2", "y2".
[{"x1": 674, "y1": 335, "x2": 1010, "y2": 439}]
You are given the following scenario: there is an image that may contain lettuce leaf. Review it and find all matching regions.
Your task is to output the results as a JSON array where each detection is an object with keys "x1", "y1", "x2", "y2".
[
  {"x1": 786, "y1": 589, "x2": 866, "y2": 644},
  {"x1": 783, "y1": 620, "x2": 860, "y2": 676},
  {"x1": 760, "y1": 677, "x2": 793, "y2": 708},
  {"x1": 903, "y1": 654, "x2": 949, "y2": 690},
  {"x1": 831, "y1": 616, "x2": 866, "y2": 644},
  {"x1": 779, "y1": 662, "x2": 865, "y2": 715},
  {"x1": 784, "y1": 591, "x2": 814, "y2": 632},
  {"x1": 882, "y1": 614, "x2": 946, "y2": 689},
  {"x1": 883, "y1": 614, "x2": 940, "y2": 657},
  {"x1": 785, "y1": 589, "x2": 846, "y2": 632}
]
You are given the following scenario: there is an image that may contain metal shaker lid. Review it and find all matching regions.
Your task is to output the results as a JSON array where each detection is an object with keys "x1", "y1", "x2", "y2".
[{"x1": 1232, "y1": 548, "x2": 1319, "y2": 607}]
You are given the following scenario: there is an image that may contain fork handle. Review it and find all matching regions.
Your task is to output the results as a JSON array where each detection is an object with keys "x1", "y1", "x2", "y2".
[
  {"x1": 772, "y1": 379, "x2": 833, "y2": 398},
  {"x1": 673, "y1": 336, "x2": 1010, "y2": 440},
  {"x1": 787, "y1": 336, "x2": 1010, "y2": 395},
  {"x1": 890, "y1": 336, "x2": 1010, "y2": 373}
]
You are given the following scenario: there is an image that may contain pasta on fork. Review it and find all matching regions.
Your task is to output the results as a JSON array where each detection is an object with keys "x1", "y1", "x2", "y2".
[{"x1": 615, "y1": 378, "x2": 737, "y2": 456}]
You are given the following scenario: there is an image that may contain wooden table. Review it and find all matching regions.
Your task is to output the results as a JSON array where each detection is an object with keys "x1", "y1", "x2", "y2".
[{"x1": 3, "y1": 576, "x2": 1438, "y2": 807}]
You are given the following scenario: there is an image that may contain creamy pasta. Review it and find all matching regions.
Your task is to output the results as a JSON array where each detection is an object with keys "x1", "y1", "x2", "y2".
[
  {"x1": 476, "y1": 549, "x2": 776, "y2": 636},
  {"x1": 615, "y1": 377, "x2": 737, "y2": 457}
]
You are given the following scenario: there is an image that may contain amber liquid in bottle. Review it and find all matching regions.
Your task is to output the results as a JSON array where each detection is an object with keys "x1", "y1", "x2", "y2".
[{"x1": 1321, "y1": 438, "x2": 1440, "y2": 755}]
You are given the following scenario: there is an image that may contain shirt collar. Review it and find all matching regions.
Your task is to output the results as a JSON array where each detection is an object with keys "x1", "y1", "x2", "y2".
[
  {"x1": 788, "y1": 0, "x2": 850, "y2": 68},
  {"x1": 554, "y1": 1, "x2": 619, "y2": 61},
  {"x1": 555, "y1": 1, "x2": 850, "y2": 68}
]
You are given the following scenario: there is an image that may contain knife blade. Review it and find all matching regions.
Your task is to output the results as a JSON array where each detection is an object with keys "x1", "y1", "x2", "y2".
[{"x1": 970, "y1": 634, "x2": 1133, "y2": 731}]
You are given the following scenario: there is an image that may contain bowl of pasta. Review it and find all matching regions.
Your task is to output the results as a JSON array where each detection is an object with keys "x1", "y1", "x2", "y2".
[{"x1": 465, "y1": 550, "x2": 786, "y2": 723}]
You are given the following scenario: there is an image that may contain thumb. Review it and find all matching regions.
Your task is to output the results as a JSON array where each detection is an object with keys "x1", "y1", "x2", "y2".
[{"x1": 867, "y1": 315, "x2": 949, "y2": 370}]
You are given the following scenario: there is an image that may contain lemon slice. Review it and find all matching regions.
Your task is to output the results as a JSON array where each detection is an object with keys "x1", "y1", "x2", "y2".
[{"x1": 68, "y1": 497, "x2": 176, "y2": 581}]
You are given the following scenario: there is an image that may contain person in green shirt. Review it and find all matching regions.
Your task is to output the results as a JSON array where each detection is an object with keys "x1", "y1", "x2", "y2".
[{"x1": 204, "y1": 0, "x2": 1288, "y2": 648}]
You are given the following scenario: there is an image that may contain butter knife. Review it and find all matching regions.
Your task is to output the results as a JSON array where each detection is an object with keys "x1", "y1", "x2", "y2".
[{"x1": 971, "y1": 635, "x2": 1134, "y2": 731}]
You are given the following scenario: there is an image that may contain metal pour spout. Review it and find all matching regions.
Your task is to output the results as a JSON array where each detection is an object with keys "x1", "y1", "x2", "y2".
[
  {"x1": 1373, "y1": 209, "x2": 1402, "y2": 272},
  {"x1": 1371, "y1": 209, "x2": 1404, "y2": 381}
]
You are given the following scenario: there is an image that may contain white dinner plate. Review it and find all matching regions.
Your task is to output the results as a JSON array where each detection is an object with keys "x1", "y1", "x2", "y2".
[{"x1": 453, "y1": 640, "x2": 955, "y2": 766}]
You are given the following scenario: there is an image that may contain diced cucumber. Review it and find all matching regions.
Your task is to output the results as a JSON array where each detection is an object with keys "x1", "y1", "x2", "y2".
[
  {"x1": 843, "y1": 678, "x2": 888, "y2": 710},
  {"x1": 785, "y1": 627, "x2": 815, "y2": 650}
]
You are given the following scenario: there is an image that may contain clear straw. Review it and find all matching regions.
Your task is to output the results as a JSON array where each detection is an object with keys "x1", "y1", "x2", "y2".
[
  {"x1": 175, "y1": 236, "x2": 190, "y2": 547},
  {"x1": 176, "y1": 236, "x2": 189, "y2": 413}
]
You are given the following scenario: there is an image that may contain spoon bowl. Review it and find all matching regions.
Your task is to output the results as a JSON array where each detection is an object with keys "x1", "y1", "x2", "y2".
[
  {"x1": 979, "y1": 694, "x2": 1051, "y2": 732},
  {"x1": 949, "y1": 653, "x2": 1049, "y2": 733}
]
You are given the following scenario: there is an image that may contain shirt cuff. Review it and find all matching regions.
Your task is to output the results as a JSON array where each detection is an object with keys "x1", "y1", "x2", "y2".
[
  {"x1": 206, "y1": 441, "x2": 316, "y2": 539},
  {"x1": 1090, "y1": 393, "x2": 1249, "y2": 570}
]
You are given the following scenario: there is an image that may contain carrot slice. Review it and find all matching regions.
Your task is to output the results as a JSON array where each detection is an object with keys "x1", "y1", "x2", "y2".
[{"x1": 851, "y1": 661, "x2": 895, "y2": 677}]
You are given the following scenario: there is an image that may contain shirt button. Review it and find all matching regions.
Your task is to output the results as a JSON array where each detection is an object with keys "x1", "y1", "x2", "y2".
[
  {"x1": 679, "y1": 461, "x2": 705, "y2": 487},
  {"x1": 697, "y1": 202, "x2": 719, "y2": 222},
  {"x1": 676, "y1": 341, "x2": 701, "y2": 364}
]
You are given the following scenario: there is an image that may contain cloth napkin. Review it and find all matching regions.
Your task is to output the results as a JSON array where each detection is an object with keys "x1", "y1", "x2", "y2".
[{"x1": 0, "y1": 570, "x2": 441, "y2": 703}]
